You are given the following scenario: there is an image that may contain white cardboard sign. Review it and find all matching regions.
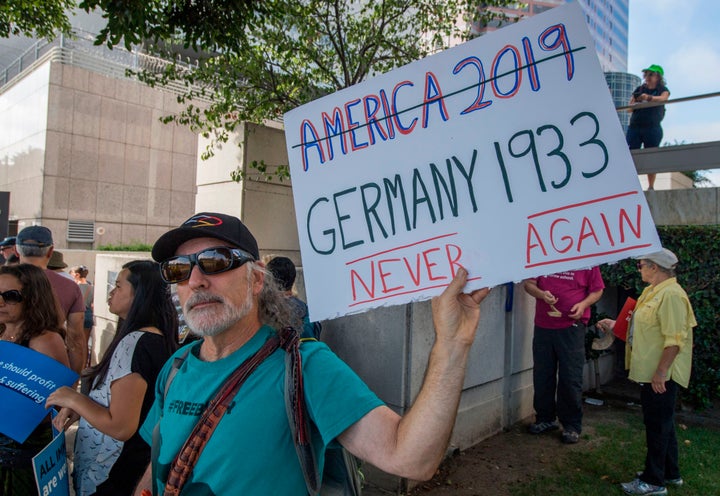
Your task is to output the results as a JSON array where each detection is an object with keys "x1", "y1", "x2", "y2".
[{"x1": 284, "y1": 3, "x2": 661, "y2": 321}]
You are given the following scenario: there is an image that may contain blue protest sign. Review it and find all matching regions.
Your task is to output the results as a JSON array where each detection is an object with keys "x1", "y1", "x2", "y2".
[
  {"x1": 32, "y1": 430, "x2": 70, "y2": 496},
  {"x1": 0, "y1": 341, "x2": 78, "y2": 443}
]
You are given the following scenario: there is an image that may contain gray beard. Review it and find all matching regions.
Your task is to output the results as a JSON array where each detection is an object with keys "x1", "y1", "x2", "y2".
[{"x1": 183, "y1": 289, "x2": 253, "y2": 338}]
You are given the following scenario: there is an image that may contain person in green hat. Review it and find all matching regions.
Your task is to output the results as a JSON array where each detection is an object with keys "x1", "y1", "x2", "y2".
[{"x1": 626, "y1": 64, "x2": 670, "y2": 190}]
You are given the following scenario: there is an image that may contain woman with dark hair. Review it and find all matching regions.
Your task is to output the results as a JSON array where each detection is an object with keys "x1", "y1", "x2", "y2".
[
  {"x1": 626, "y1": 64, "x2": 670, "y2": 190},
  {"x1": 0, "y1": 264, "x2": 69, "y2": 495},
  {"x1": 47, "y1": 260, "x2": 179, "y2": 495}
]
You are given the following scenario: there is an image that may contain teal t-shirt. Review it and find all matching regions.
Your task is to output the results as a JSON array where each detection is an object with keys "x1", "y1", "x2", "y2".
[{"x1": 139, "y1": 325, "x2": 383, "y2": 495}]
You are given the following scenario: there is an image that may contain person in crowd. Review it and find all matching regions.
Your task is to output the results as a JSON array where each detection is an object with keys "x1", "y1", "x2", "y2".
[
  {"x1": 0, "y1": 236, "x2": 17, "y2": 265},
  {"x1": 626, "y1": 64, "x2": 670, "y2": 190},
  {"x1": 131, "y1": 212, "x2": 489, "y2": 495},
  {"x1": 266, "y1": 255, "x2": 321, "y2": 339},
  {"x1": 47, "y1": 260, "x2": 179, "y2": 495},
  {"x1": 47, "y1": 250, "x2": 74, "y2": 280},
  {"x1": 16, "y1": 226, "x2": 85, "y2": 372},
  {"x1": 70, "y1": 265, "x2": 95, "y2": 366},
  {"x1": 523, "y1": 268, "x2": 604, "y2": 444},
  {"x1": 0, "y1": 264, "x2": 70, "y2": 495},
  {"x1": 599, "y1": 249, "x2": 695, "y2": 496}
]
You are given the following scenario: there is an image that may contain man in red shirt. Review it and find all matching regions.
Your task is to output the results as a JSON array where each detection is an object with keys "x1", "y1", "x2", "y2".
[
  {"x1": 523, "y1": 269, "x2": 604, "y2": 444},
  {"x1": 17, "y1": 226, "x2": 86, "y2": 372}
]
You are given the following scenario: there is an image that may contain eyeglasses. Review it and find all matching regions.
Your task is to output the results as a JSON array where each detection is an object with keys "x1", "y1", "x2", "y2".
[
  {"x1": 636, "y1": 262, "x2": 651, "y2": 270},
  {"x1": 160, "y1": 246, "x2": 255, "y2": 284},
  {"x1": 0, "y1": 290, "x2": 23, "y2": 304}
]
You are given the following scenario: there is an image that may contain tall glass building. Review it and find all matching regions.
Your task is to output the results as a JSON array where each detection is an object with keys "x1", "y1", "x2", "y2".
[
  {"x1": 605, "y1": 71, "x2": 641, "y2": 133},
  {"x1": 472, "y1": 0, "x2": 629, "y2": 72}
]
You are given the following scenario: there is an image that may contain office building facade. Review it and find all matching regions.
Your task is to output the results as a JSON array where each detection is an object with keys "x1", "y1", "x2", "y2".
[{"x1": 472, "y1": 0, "x2": 629, "y2": 72}]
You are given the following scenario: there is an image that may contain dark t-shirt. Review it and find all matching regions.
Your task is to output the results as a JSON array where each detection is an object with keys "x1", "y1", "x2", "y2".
[{"x1": 629, "y1": 83, "x2": 669, "y2": 128}]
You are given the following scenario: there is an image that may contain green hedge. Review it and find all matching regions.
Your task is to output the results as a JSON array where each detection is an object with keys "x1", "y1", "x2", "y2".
[
  {"x1": 97, "y1": 242, "x2": 153, "y2": 252},
  {"x1": 600, "y1": 225, "x2": 720, "y2": 409}
]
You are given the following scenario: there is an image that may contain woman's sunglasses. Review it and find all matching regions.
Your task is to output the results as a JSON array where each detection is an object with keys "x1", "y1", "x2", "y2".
[
  {"x1": 0, "y1": 289, "x2": 23, "y2": 304},
  {"x1": 160, "y1": 246, "x2": 255, "y2": 284}
]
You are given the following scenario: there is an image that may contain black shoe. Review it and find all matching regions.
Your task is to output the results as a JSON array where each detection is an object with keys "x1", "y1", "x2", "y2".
[{"x1": 528, "y1": 421, "x2": 559, "y2": 434}]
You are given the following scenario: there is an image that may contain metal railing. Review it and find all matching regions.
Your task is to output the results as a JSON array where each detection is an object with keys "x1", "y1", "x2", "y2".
[
  {"x1": 615, "y1": 91, "x2": 720, "y2": 174},
  {"x1": 616, "y1": 90, "x2": 720, "y2": 112},
  {"x1": 1, "y1": 32, "x2": 203, "y2": 98}
]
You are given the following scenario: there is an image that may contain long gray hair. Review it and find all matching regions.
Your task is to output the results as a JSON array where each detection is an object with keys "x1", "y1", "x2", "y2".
[{"x1": 252, "y1": 262, "x2": 304, "y2": 331}]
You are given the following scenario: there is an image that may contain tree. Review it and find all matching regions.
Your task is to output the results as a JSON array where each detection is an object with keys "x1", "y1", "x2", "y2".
[
  {"x1": 0, "y1": 0, "x2": 75, "y2": 39},
  {"x1": 81, "y1": 0, "x2": 513, "y2": 179}
]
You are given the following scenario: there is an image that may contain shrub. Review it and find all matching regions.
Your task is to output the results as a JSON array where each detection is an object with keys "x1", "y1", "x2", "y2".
[{"x1": 97, "y1": 242, "x2": 153, "y2": 252}]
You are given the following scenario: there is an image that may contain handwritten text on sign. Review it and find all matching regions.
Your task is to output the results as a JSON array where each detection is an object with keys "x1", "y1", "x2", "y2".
[{"x1": 284, "y1": 3, "x2": 660, "y2": 321}]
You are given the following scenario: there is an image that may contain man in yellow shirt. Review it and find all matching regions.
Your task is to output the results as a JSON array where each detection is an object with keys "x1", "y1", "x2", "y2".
[{"x1": 600, "y1": 248, "x2": 695, "y2": 496}]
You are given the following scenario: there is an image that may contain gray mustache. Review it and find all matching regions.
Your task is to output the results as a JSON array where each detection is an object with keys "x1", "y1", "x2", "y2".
[{"x1": 185, "y1": 292, "x2": 225, "y2": 312}]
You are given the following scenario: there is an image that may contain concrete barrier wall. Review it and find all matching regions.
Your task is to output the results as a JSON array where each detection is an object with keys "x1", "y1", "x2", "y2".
[
  {"x1": 645, "y1": 188, "x2": 720, "y2": 225},
  {"x1": 322, "y1": 285, "x2": 534, "y2": 451}
]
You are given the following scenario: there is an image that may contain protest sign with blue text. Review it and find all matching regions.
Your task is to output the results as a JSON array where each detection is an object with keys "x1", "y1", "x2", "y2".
[
  {"x1": 0, "y1": 341, "x2": 77, "y2": 443},
  {"x1": 284, "y1": 3, "x2": 660, "y2": 321},
  {"x1": 32, "y1": 430, "x2": 70, "y2": 496}
]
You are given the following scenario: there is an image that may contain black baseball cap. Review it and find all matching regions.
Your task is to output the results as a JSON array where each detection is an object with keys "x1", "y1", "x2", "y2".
[
  {"x1": 0, "y1": 236, "x2": 15, "y2": 247},
  {"x1": 152, "y1": 212, "x2": 259, "y2": 262}
]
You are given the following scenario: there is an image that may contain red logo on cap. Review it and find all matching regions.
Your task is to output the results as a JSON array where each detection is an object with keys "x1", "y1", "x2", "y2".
[{"x1": 185, "y1": 215, "x2": 223, "y2": 228}]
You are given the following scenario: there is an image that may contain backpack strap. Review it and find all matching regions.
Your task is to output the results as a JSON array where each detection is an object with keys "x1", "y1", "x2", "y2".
[
  {"x1": 280, "y1": 327, "x2": 321, "y2": 495},
  {"x1": 151, "y1": 348, "x2": 191, "y2": 496},
  {"x1": 159, "y1": 336, "x2": 282, "y2": 496},
  {"x1": 153, "y1": 330, "x2": 340, "y2": 496}
]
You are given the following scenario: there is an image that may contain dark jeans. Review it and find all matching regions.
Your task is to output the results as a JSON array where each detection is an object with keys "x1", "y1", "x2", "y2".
[
  {"x1": 639, "y1": 380, "x2": 680, "y2": 486},
  {"x1": 532, "y1": 324, "x2": 586, "y2": 433},
  {"x1": 626, "y1": 125, "x2": 663, "y2": 150}
]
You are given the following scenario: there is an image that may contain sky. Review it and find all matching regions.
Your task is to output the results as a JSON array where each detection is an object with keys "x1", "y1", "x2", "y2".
[{"x1": 627, "y1": 0, "x2": 720, "y2": 186}]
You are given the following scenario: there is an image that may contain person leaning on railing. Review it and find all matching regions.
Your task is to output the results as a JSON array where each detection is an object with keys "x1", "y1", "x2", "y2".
[{"x1": 626, "y1": 64, "x2": 670, "y2": 191}]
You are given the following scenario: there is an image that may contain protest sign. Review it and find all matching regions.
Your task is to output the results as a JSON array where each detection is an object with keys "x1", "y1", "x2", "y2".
[
  {"x1": 32, "y1": 430, "x2": 70, "y2": 496},
  {"x1": 284, "y1": 3, "x2": 661, "y2": 321},
  {"x1": 0, "y1": 341, "x2": 78, "y2": 443}
]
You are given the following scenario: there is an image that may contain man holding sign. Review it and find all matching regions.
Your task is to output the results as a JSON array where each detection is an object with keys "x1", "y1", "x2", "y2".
[{"x1": 133, "y1": 212, "x2": 488, "y2": 495}]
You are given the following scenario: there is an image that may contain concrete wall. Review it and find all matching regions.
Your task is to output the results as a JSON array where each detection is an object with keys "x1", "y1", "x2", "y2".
[
  {"x1": 195, "y1": 122, "x2": 300, "y2": 259},
  {"x1": 0, "y1": 60, "x2": 199, "y2": 248},
  {"x1": 645, "y1": 187, "x2": 720, "y2": 225},
  {"x1": 637, "y1": 172, "x2": 692, "y2": 191}
]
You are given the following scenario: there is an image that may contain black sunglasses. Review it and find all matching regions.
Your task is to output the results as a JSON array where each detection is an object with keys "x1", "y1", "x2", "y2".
[
  {"x1": 0, "y1": 289, "x2": 23, "y2": 304},
  {"x1": 160, "y1": 246, "x2": 255, "y2": 284}
]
